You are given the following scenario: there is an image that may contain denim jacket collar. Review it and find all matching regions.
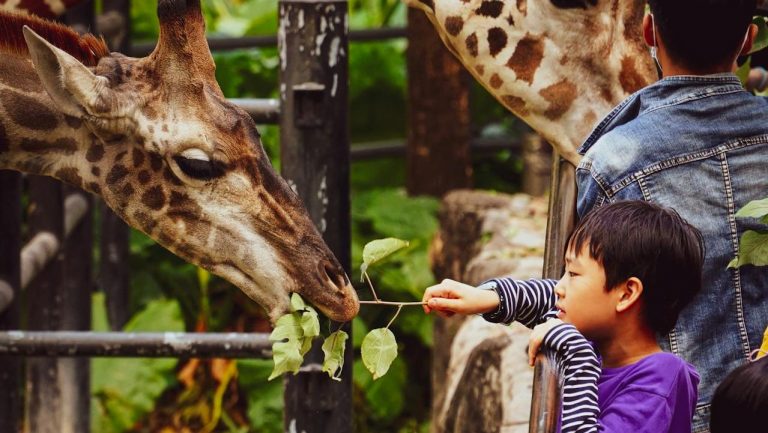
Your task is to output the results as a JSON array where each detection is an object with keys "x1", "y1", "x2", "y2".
[{"x1": 578, "y1": 73, "x2": 745, "y2": 155}]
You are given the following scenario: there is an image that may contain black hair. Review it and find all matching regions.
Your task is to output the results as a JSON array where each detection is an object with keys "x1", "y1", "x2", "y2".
[
  {"x1": 710, "y1": 357, "x2": 768, "y2": 433},
  {"x1": 568, "y1": 201, "x2": 704, "y2": 335},
  {"x1": 647, "y1": 0, "x2": 757, "y2": 71}
]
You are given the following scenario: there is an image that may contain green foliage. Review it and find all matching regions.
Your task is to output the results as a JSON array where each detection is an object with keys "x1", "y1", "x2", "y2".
[
  {"x1": 730, "y1": 198, "x2": 768, "y2": 268},
  {"x1": 90, "y1": 294, "x2": 184, "y2": 433},
  {"x1": 238, "y1": 359, "x2": 284, "y2": 433},
  {"x1": 750, "y1": 16, "x2": 768, "y2": 55},
  {"x1": 353, "y1": 356, "x2": 407, "y2": 422},
  {"x1": 268, "y1": 294, "x2": 321, "y2": 379},
  {"x1": 322, "y1": 330, "x2": 350, "y2": 381},
  {"x1": 361, "y1": 328, "x2": 399, "y2": 379},
  {"x1": 361, "y1": 238, "x2": 410, "y2": 277}
]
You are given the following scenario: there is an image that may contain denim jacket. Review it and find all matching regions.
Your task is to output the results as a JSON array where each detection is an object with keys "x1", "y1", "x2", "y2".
[{"x1": 576, "y1": 74, "x2": 768, "y2": 433}]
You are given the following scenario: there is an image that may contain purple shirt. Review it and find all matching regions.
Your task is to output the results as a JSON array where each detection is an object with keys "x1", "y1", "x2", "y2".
[{"x1": 593, "y1": 352, "x2": 699, "y2": 433}]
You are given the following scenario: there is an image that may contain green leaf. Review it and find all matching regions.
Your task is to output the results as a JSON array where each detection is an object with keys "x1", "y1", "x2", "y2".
[
  {"x1": 290, "y1": 293, "x2": 307, "y2": 312},
  {"x1": 269, "y1": 341, "x2": 303, "y2": 380},
  {"x1": 735, "y1": 197, "x2": 768, "y2": 219},
  {"x1": 268, "y1": 313, "x2": 303, "y2": 342},
  {"x1": 750, "y1": 16, "x2": 768, "y2": 54},
  {"x1": 238, "y1": 359, "x2": 283, "y2": 432},
  {"x1": 737, "y1": 56, "x2": 752, "y2": 87},
  {"x1": 728, "y1": 230, "x2": 768, "y2": 268},
  {"x1": 353, "y1": 357, "x2": 407, "y2": 422},
  {"x1": 300, "y1": 307, "x2": 320, "y2": 339},
  {"x1": 322, "y1": 330, "x2": 349, "y2": 381},
  {"x1": 361, "y1": 328, "x2": 398, "y2": 380},
  {"x1": 361, "y1": 238, "x2": 409, "y2": 277}
]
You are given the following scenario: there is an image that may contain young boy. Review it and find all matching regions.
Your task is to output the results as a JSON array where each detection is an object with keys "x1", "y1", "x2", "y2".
[{"x1": 422, "y1": 201, "x2": 704, "y2": 433}]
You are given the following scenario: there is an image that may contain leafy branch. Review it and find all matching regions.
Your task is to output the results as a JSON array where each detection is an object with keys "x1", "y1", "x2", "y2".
[{"x1": 269, "y1": 237, "x2": 425, "y2": 381}]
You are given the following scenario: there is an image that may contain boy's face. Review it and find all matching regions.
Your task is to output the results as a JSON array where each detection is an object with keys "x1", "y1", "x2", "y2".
[{"x1": 555, "y1": 244, "x2": 621, "y2": 341}]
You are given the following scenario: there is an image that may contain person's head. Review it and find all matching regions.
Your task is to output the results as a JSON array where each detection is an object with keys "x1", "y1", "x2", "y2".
[
  {"x1": 644, "y1": 0, "x2": 757, "y2": 73},
  {"x1": 554, "y1": 201, "x2": 704, "y2": 341},
  {"x1": 710, "y1": 357, "x2": 768, "y2": 433}
]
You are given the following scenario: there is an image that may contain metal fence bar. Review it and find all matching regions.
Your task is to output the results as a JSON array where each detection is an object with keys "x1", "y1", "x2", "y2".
[
  {"x1": 529, "y1": 354, "x2": 562, "y2": 433},
  {"x1": 128, "y1": 26, "x2": 406, "y2": 57},
  {"x1": 231, "y1": 98, "x2": 281, "y2": 124},
  {"x1": 0, "y1": 331, "x2": 272, "y2": 358}
]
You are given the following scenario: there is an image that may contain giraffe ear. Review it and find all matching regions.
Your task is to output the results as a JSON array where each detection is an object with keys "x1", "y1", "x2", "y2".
[{"x1": 23, "y1": 26, "x2": 120, "y2": 120}]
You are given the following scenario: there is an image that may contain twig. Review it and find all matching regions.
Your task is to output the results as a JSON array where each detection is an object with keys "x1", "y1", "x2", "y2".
[
  {"x1": 386, "y1": 305, "x2": 403, "y2": 329},
  {"x1": 359, "y1": 300, "x2": 427, "y2": 306},
  {"x1": 363, "y1": 272, "x2": 379, "y2": 301}
]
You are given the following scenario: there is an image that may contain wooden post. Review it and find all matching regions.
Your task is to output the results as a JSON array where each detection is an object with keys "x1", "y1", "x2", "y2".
[
  {"x1": 25, "y1": 176, "x2": 67, "y2": 433},
  {"x1": 0, "y1": 171, "x2": 23, "y2": 432},
  {"x1": 279, "y1": 1, "x2": 352, "y2": 432},
  {"x1": 405, "y1": 8, "x2": 472, "y2": 197},
  {"x1": 98, "y1": 0, "x2": 132, "y2": 331}
]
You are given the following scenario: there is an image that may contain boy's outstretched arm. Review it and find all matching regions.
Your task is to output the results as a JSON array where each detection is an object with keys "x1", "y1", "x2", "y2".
[{"x1": 422, "y1": 279, "x2": 501, "y2": 316}]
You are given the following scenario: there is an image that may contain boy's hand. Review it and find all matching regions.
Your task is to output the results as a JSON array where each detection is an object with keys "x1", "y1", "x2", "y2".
[
  {"x1": 422, "y1": 279, "x2": 500, "y2": 317},
  {"x1": 528, "y1": 318, "x2": 565, "y2": 366}
]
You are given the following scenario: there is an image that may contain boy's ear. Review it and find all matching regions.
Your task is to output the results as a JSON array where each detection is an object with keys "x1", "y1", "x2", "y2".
[{"x1": 615, "y1": 277, "x2": 643, "y2": 313}]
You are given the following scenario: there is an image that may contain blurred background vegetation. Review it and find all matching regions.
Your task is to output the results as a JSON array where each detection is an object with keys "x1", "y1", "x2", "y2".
[{"x1": 90, "y1": 0, "x2": 529, "y2": 432}]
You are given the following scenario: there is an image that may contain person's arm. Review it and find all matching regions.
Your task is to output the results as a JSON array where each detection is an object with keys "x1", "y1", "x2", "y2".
[{"x1": 480, "y1": 278, "x2": 559, "y2": 327}]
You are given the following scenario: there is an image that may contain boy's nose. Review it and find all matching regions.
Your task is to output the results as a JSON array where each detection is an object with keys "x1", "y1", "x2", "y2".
[{"x1": 554, "y1": 279, "x2": 566, "y2": 297}]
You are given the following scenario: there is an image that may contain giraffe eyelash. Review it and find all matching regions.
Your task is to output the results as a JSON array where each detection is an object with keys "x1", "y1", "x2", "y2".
[{"x1": 173, "y1": 155, "x2": 226, "y2": 180}]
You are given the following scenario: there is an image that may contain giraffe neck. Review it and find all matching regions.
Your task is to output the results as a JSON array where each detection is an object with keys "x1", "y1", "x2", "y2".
[{"x1": 0, "y1": 54, "x2": 104, "y2": 193}]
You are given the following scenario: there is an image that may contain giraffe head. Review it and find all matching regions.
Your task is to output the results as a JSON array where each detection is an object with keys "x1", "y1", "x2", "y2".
[
  {"x1": 17, "y1": 0, "x2": 359, "y2": 322},
  {"x1": 407, "y1": 0, "x2": 657, "y2": 165}
]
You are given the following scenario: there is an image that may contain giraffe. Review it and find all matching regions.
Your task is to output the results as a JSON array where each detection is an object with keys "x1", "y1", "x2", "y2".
[
  {"x1": 0, "y1": 1, "x2": 360, "y2": 323},
  {"x1": 406, "y1": 0, "x2": 659, "y2": 166},
  {"x1": 0, "y1": 0, "x2": 82, "y2": 19}
]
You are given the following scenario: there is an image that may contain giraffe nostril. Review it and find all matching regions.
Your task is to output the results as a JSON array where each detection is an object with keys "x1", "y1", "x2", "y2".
[{"x1": 321, "y1": 261, "x2": 348, "y2": 292}]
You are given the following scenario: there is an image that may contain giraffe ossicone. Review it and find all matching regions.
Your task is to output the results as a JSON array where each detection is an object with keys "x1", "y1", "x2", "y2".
[
  {"x1": 0, "y1": 0, "x2": 359, "y2": 323},
  {"x1": 407, "y1": 0, "x2": 658, "y2": 165}
]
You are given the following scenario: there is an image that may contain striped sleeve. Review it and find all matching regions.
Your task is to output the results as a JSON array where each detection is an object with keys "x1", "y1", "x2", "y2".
[
  {"x1": 480, "y1": 278, "x2": 559, "y2": 327},
  {"x1": 543, "y1": 323, "x2": 601, "y2": 433}
]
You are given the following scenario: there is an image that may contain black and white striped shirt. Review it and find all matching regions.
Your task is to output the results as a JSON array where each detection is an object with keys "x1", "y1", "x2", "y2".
[{"x1": 480, "y1": 278, "x2": 601, "y2": 433}]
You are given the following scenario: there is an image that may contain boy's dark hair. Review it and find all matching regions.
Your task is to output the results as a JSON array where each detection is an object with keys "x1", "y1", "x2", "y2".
[
  {"x1": 710, "y1": 357, "x2": 768, "y2": 433},
  {"x1": 647, "y1": 0, "x2": 756, "y2": 71},
  {"x1": 569, "y1": 201, "x2": 704, "y2": 335}
]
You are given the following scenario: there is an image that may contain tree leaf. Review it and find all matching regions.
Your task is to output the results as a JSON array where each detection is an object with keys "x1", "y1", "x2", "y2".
[
  {"x1": 737, "y1": 56, "x2": 752, "y2": 87},
  {"x1": 268, "y1": 341, "x2": 303, "y2": 380},
  {"x1": 728, "y1": 230, "x2": 768, "y2": 268},
  {"x1": 361, "y1": 328, "x2": 398, "y2": 380},
  {"x1": 300, "y1": 306, "x2": 320, "y2": 338},
  {"x1": 322, "y1": 330, "x2": 349, "y2": 381},
  {"x1": 268, "y1": 313, "x2": 303, "y2": 342},
  {"x1": 735, "y1": 197, "x2": 768, "y2": 219},
  {"x1": 290, "y1": 293, "x2": 307, "y2": 312},
  {"x1": 361, "y1": 238, "x2": 409, "y2": 276},
  {"x1": 750, "y1": 16, "x2": 768, "y2": 54}
]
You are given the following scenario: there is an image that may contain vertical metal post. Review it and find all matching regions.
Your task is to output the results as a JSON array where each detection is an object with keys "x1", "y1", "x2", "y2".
[
  {"x1": 279, "y1": 1, "x2": 352, "y2": 432},
  {"x1": 25, "y1": 176, "x2": 66, "y2": 433},
  {"x1": 98, "y1": 0, "x2": 132, "y2": 331},
  {"x1": 529, "y1": 156, "x2": 577, "y2": 433},
  {"x1": 0, "y1": 171, "x2": 23, "y2": 432}
]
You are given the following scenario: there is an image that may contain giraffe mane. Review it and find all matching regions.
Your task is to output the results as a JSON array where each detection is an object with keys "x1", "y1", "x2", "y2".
[{"x1": 0, "y1": 10, "x2": 109, "y2": 67}]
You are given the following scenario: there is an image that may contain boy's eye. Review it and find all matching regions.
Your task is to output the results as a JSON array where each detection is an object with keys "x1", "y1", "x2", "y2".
[{"x1": 568, "y1": 271, "x2": 578, "y2": 277}]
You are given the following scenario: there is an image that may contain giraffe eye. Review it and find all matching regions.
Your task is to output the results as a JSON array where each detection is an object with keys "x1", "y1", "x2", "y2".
[{"x1": 173, "y1": 149, "x2": 226, "y2": 180}]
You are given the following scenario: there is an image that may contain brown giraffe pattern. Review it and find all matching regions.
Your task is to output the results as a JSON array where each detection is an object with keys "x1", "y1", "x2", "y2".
[
  {"x1": 0, "y1": 1, "x2": 359, "y2": 323},
  {"x1": 406, "y1": 0, "x2": 658, "y2": 165},
  {"x1": 0, "y1": 0, "x2": 82, "y2": 19}
]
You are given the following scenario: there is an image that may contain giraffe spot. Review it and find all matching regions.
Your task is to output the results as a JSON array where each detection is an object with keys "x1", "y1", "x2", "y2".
[
  {"x1": 87, "y1": 182, "x2": 101, "y2": 195},
  {"x1": 506, "y1": 13, "x2": 515, "y2": 26},
  {"x1": 502, "y1": 95, "x2": 530, "y2": 116},
  {"x1": 54, "y1": 167, "x2": 83, "y2": 188},
  {"x1": 138, "y1": 170, "x2": 152, "y2": 185},
  {"x1": 20, "y1": 138, "x2": 77, "y2": 155},
  {"x1": 86, "y1": 144, "x2": 105, "y2": 162},
  {"x1": 476, "y1": 1, "x2": 504, "y2": 18},
  {"x1": 540, "y1": 79, "x2": 578, "y2": 120},
  {"x1": 0, "y1": 90, "x2": 59, "y2": 131},
  {"x1": 466, "y1": 33, "x2": 479, "y2": 57},
  {"x1": 157, "y1": 231, "x2": 175, "y2": 247},
  {"x1": 619, "y1": 56, "x2": 647, "y2": 95},
  {"x1": 445, "y1": 16, "x2": 464, "y2": 37},
  {"x1": 169, "y1": 191, "x2": 192, "y2": 208},
  {"x1": 132, "y1": 148, "x2": 146, "y2": 168},
  {"x1": 162, "y1": 124, "x2": 169, "y2": 133},
  {"x1": 550, "y1": 0, "x2": 597, "y2": 9},
  {"x1": 584, "y1": 110, "x2": 598, "y2": 130},
  {"x1": 141, "y1": 185, "x2": 166, "y2": 210},
  {"x1": 0, "y1": 58, "x2": 41, "y2": 92},
  {"x1": 506, "y1": 34, "x2": 545, "y2": 84},
  {"x1": 107, "y1": 164, "x2": 129, "y2": 186},
  {"x1": 114, "y1": 150, "x2": 128, "y2": 162},
  {"x1": 133, "y1": 210, "x2": 158, "y2": 233},
  {"x1": 144, "y1": 106, "x2": 158, "y2": 120},
  {"x1": 120, "y1": 183, "x2": 135, "y2": 198},
  {"x1": 0, "y1": 122, "x2": 7, "y2": 153},
  {"x1": 91, "y1": 166, "x2": 101, "y2": 177},
  {"x1": 475, "y1": 65, "x2": 485, "y2": 76},
  {"x1": 490, "y1": 74, "x2": 504, "y2": 89},
  {"x1": 487, "y1": 28, "x2": 508, "y2": 57},
  {"x1": 517, "y1": 0, "x2": 527, "y2": 15},
  {"x1": 63, "y1": 115, "x2": 83, "y2": 129},
  {"x1": 149, "y1": 153, "x2": 164, "y2": 172}
]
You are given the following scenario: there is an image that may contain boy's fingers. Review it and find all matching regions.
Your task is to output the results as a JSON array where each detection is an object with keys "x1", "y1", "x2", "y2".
[{"x1": 427, "y1": 297, "x2": 463, "y2": 313}]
